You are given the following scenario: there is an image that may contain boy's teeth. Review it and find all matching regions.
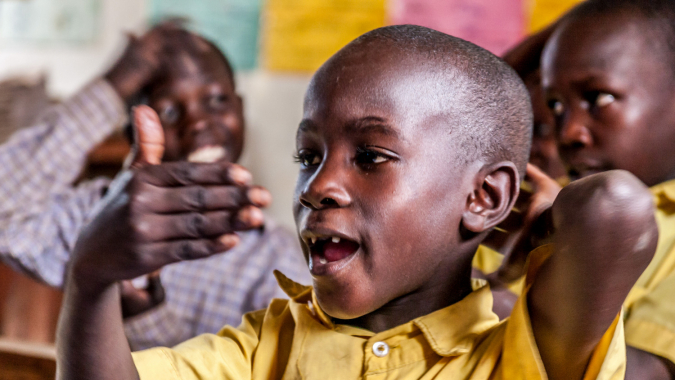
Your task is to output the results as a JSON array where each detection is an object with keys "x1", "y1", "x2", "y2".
[
  {"x1": 187, "y1": 146, "x2": 226, "y2": 163},
  {"x1": 331, "y1": 237, "x2": 340, "y2": 243},
  {"x1": 319, "y1": 257, "x2": 327, "y2": 264}
]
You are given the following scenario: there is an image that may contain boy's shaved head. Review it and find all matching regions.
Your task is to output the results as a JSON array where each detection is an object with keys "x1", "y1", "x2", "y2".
[
  {"x1": 315, "y1": 25, "x2": 533, "y2": 175},
  {"x1": 295, "y1": 26, "x2": 530, "y2": 324},
  {"x1": 157, "y1": 29, "x2": 235, "y2": 87},
  {"x1": 566, "y1": 0, "x2": 675, "y2": 71}
]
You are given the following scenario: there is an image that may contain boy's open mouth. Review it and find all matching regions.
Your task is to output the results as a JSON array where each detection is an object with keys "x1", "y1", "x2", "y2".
[
  {"x1": 306, "y1": 235, "x2": 360, "y2": 274},
  {"x1": 187, "y1": 145, "x2": 227, "y2": 163}
]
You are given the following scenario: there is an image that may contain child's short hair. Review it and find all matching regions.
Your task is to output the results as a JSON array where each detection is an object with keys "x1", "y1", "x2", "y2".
[
  {"x1": 566, "y1": 0, "x2": 675, "y2": 69},
  {"x1": 345, "y1": 25, "x2": 533, "y2": 174}
]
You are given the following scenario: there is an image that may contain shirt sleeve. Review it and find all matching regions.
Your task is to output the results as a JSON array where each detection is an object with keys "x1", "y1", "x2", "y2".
[
  {"x1": 624, "y1": 272, "x2": 675, "y2": 365},
  {"x1": 501, "y1": 245, "x2": 627, "y2": 380},
  {"x1": 124, "y1": 301, "x2": 194, "y2": 352},
  {"x1": 0, "y1": 79, "x2": 126, "y2": 210},
  {"x1": 0, "y1": 79, "x2": 125, "y2": 286},
  {"x1": 132, "y1": 309, "x2": 265, "y2": 380}
]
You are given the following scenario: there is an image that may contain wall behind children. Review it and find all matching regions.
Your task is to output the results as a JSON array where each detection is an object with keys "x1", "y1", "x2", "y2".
[{"x1": 0, "y1": 0, "x2": 581, "y2": 230}]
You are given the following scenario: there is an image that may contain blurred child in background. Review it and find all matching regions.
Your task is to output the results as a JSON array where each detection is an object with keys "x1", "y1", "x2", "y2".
[{"x1": 0, "y1": 23, "x2": 309, "y2": 350}]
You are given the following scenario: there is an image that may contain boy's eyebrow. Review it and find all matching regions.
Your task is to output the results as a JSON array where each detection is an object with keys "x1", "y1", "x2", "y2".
[
  {"x1": 297, "y1": 117, "x2": 401, "y2": 140},
  {"x1": 345, "y1": 117, "x2": 401, "y2": 139},
  {"x1": 297, "y1": 120, "x2": 317, "y2": 137}
]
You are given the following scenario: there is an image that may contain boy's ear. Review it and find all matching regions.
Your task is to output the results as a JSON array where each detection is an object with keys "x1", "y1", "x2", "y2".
[{"x1": 462, "y1": 161, "x2": 519, "y2": 233}]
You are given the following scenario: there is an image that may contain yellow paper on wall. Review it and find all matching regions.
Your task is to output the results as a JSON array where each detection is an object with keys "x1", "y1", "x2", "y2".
[
  {"x1": 262, "y1": 0, "x2": 386, "y2": 73},
  {"x1": 527, "y1": 0, "x2": 584, "y2": 33}
]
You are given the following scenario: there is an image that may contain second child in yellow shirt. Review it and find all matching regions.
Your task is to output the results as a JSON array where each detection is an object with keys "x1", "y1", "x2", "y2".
[
  {"x1": 56, "y1": 26, "x2": 658, "y2": 380},
  {"x1": 479, "y1": 1, "x2": 675, "y2": 378},
  {"x1": 543, "y1": 2, "x2": 675, "y2": 377}
]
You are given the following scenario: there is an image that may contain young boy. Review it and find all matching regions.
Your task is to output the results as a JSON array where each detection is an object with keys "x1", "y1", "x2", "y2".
[
  {"x1": 56, "y1": 25, "x2": 656, "y2": 380},
  {"x1": 0, "y1": 24, "x2": 308, "y2": 349},
  {"x1": 538, "y1": 1, "x2": 675, "y2": 377}
]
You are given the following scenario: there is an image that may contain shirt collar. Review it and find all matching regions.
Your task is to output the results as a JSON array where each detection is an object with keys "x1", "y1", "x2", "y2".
[
  {"x1": 274, "y1": 271, "x2": 500, "y2": 357},
  {"x1": 273, "y1": 270, "x2": 334, "y2": 327},
  {"x1": 412, "y1": 279, "x2": 500, "y2": 356}
]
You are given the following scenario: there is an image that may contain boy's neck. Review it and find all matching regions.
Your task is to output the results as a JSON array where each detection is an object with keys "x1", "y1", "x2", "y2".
[{"x1": 334, "y1": 259, "x2": 474, "y2": 333}]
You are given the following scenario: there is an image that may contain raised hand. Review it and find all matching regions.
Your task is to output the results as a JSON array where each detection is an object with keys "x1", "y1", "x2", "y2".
[
  {"x1": 70, "y1": 105, "x2": 271, "y2": 289},
  {"x1": 481, "y1": 164, "x2": 562, "y2": 287},
  {"x1": 104, "y1": 21, "x2": 182, "y2": 102}
]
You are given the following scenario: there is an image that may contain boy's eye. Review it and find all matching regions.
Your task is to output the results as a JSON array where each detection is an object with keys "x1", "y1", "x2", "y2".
[
  {"x1": 208, "y1": 95, "x2": 229, "y2": 109},
  {"x1": 595, "y1": 93, "x2": 615, "y2": 108},
  {"x1": 548, "y1": 99, "x2": 565, "y2": 117},
  {"x1": 355, "y1": 148, "x2": 388, "y2": 166},
  {"x1": 159, "y1": 105, "x2": 180, "y2": 124},
  {"x1": 294, "y1": 151, "x2": 322, "y2": 167},
  {"x1": 533, "y1": 122, "x2": 554, "y2": 139}
]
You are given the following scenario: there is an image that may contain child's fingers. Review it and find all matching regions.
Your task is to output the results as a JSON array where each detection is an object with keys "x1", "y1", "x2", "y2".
[
  {"x1": 495, "y1": 208, "x2": 525, "y2": 232},
  {"x1": 525, "y1": 163, "x2": 555, "y2": 188},
  {"x1": 482, "y1": 227, "x2": 524, "y2": 255},
  {"x1": 482, "y1": 228, "x2": 510, "y2": 252},
  {"x1": 144, "y1": 235, "x2": 241, "y2": 265},
  {"x1": 145, "y1": 272, "x2": 166, "y2": 305},
  {"x1": 131, "y1": 105, "x2": 165, "y2": 167},
  {"x1": 138, "y1": 162, "x2": 252, "y2": 188},
  {"x1": 513, "y1": 188, "x2": 533, "y2": 212},
  {"x1": 140, "y1": 185, "x2": 269, "y2": 213},
  {"x1": 137, "y1": 206, "x2": 264, "y2": 242}
]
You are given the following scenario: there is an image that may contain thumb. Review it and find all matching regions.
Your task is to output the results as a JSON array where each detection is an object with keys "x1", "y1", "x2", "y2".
[
  {"x1": 525, "y1": 163, "x2": 554, "y2": 187},
  {"x1": 130, "y1": 105, "x2": 164, "y2": 168}
]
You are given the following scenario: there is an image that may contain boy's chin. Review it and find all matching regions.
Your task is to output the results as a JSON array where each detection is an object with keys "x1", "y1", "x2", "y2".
[{"x1": 314, "y1": 286, "x2": 383, "y2": 321}]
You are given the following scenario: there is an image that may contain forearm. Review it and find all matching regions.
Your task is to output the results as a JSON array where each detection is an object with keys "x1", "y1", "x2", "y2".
[
  {"x1": 57, "y1": 272, "x2": 138, "y2": 380},
  {"x1": 502, "y1": 22, "x2": 557, "y2": 77},
  {"x1": 626, "y1": 346, "x2": 675, "y2": 380},
  {"x1": 530, "y1": 170, "x2": 658, "y2": 380}
]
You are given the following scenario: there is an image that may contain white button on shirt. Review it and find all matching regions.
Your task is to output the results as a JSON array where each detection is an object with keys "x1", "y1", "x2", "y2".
[{"x1": 372, "y1": 341, "x2": 389, "y2": 357}]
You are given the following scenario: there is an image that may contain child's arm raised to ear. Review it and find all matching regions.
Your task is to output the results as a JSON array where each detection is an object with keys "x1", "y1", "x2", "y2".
[
  {"x1": 56, "y1": 106, "x2": 271, "y2": 380},
  {"x1": 528, "y1": 170, "x2": 658, "y2": 380},
  {"x1": 501, "y1": 21, "x2": 557, "y2": 77}
]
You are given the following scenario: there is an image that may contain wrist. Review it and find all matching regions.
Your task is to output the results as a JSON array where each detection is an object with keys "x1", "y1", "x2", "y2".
[
  {"x1": 68, "y1": 258, "x2": 118, "y2": 297},
  {"x1": 104, "y1": 70, "x2": 141, "y2": 103}
]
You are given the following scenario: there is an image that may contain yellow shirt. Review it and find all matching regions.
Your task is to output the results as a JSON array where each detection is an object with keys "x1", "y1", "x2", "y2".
[
  {"x1": 133, "y1": 247, "x2": 625, "y2": 380},
  {"x1": 473, "y1": 179, "x2": 675, "y2": 364},
  {"x1": 623, "y1": 179, "x2": 675, "y2": 364}
]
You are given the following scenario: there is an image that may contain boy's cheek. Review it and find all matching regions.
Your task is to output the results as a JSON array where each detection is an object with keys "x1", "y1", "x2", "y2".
[{"x1": 161, "y1": 132, "x2": 183, "y2": 161}]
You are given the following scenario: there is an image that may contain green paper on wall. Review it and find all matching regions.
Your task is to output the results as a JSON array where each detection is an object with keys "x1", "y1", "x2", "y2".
[
  {"x1": 150, "y1": 0, "x2": 261, "y2": 71},
  {"x1": 0, "y1": 0, "x2": 101, "y2": 45}
]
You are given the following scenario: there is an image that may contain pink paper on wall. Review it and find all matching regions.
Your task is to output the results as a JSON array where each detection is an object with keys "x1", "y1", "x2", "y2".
[{"x1": 390, "y1": 0, "x2": 525, "y2": 56}]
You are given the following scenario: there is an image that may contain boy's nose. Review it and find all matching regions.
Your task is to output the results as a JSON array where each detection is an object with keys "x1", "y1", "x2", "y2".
[
  {"x1": 188, "y1": 119, "x2": 209, "y2": 135},
  {"x1": 558, "y1": 109, "x2": 593, "y2": 150},
  {"x1": 299, "y1": 164, "x2": 351, "y2": 210}
]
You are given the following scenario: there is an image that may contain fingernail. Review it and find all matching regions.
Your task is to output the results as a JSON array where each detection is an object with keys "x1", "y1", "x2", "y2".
[
  {"x1": 218, "y1": 234, "x2": 240, "y2": 249},
  {"x1": 229, "y1": 165, "x2": 252, "y2": 185},
  {"x1": 248, "y1": 188, "x2": 272, "y2": 206},
  {"x1": 236, "y1": 206, "x2": 264, "y2": 228}
]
